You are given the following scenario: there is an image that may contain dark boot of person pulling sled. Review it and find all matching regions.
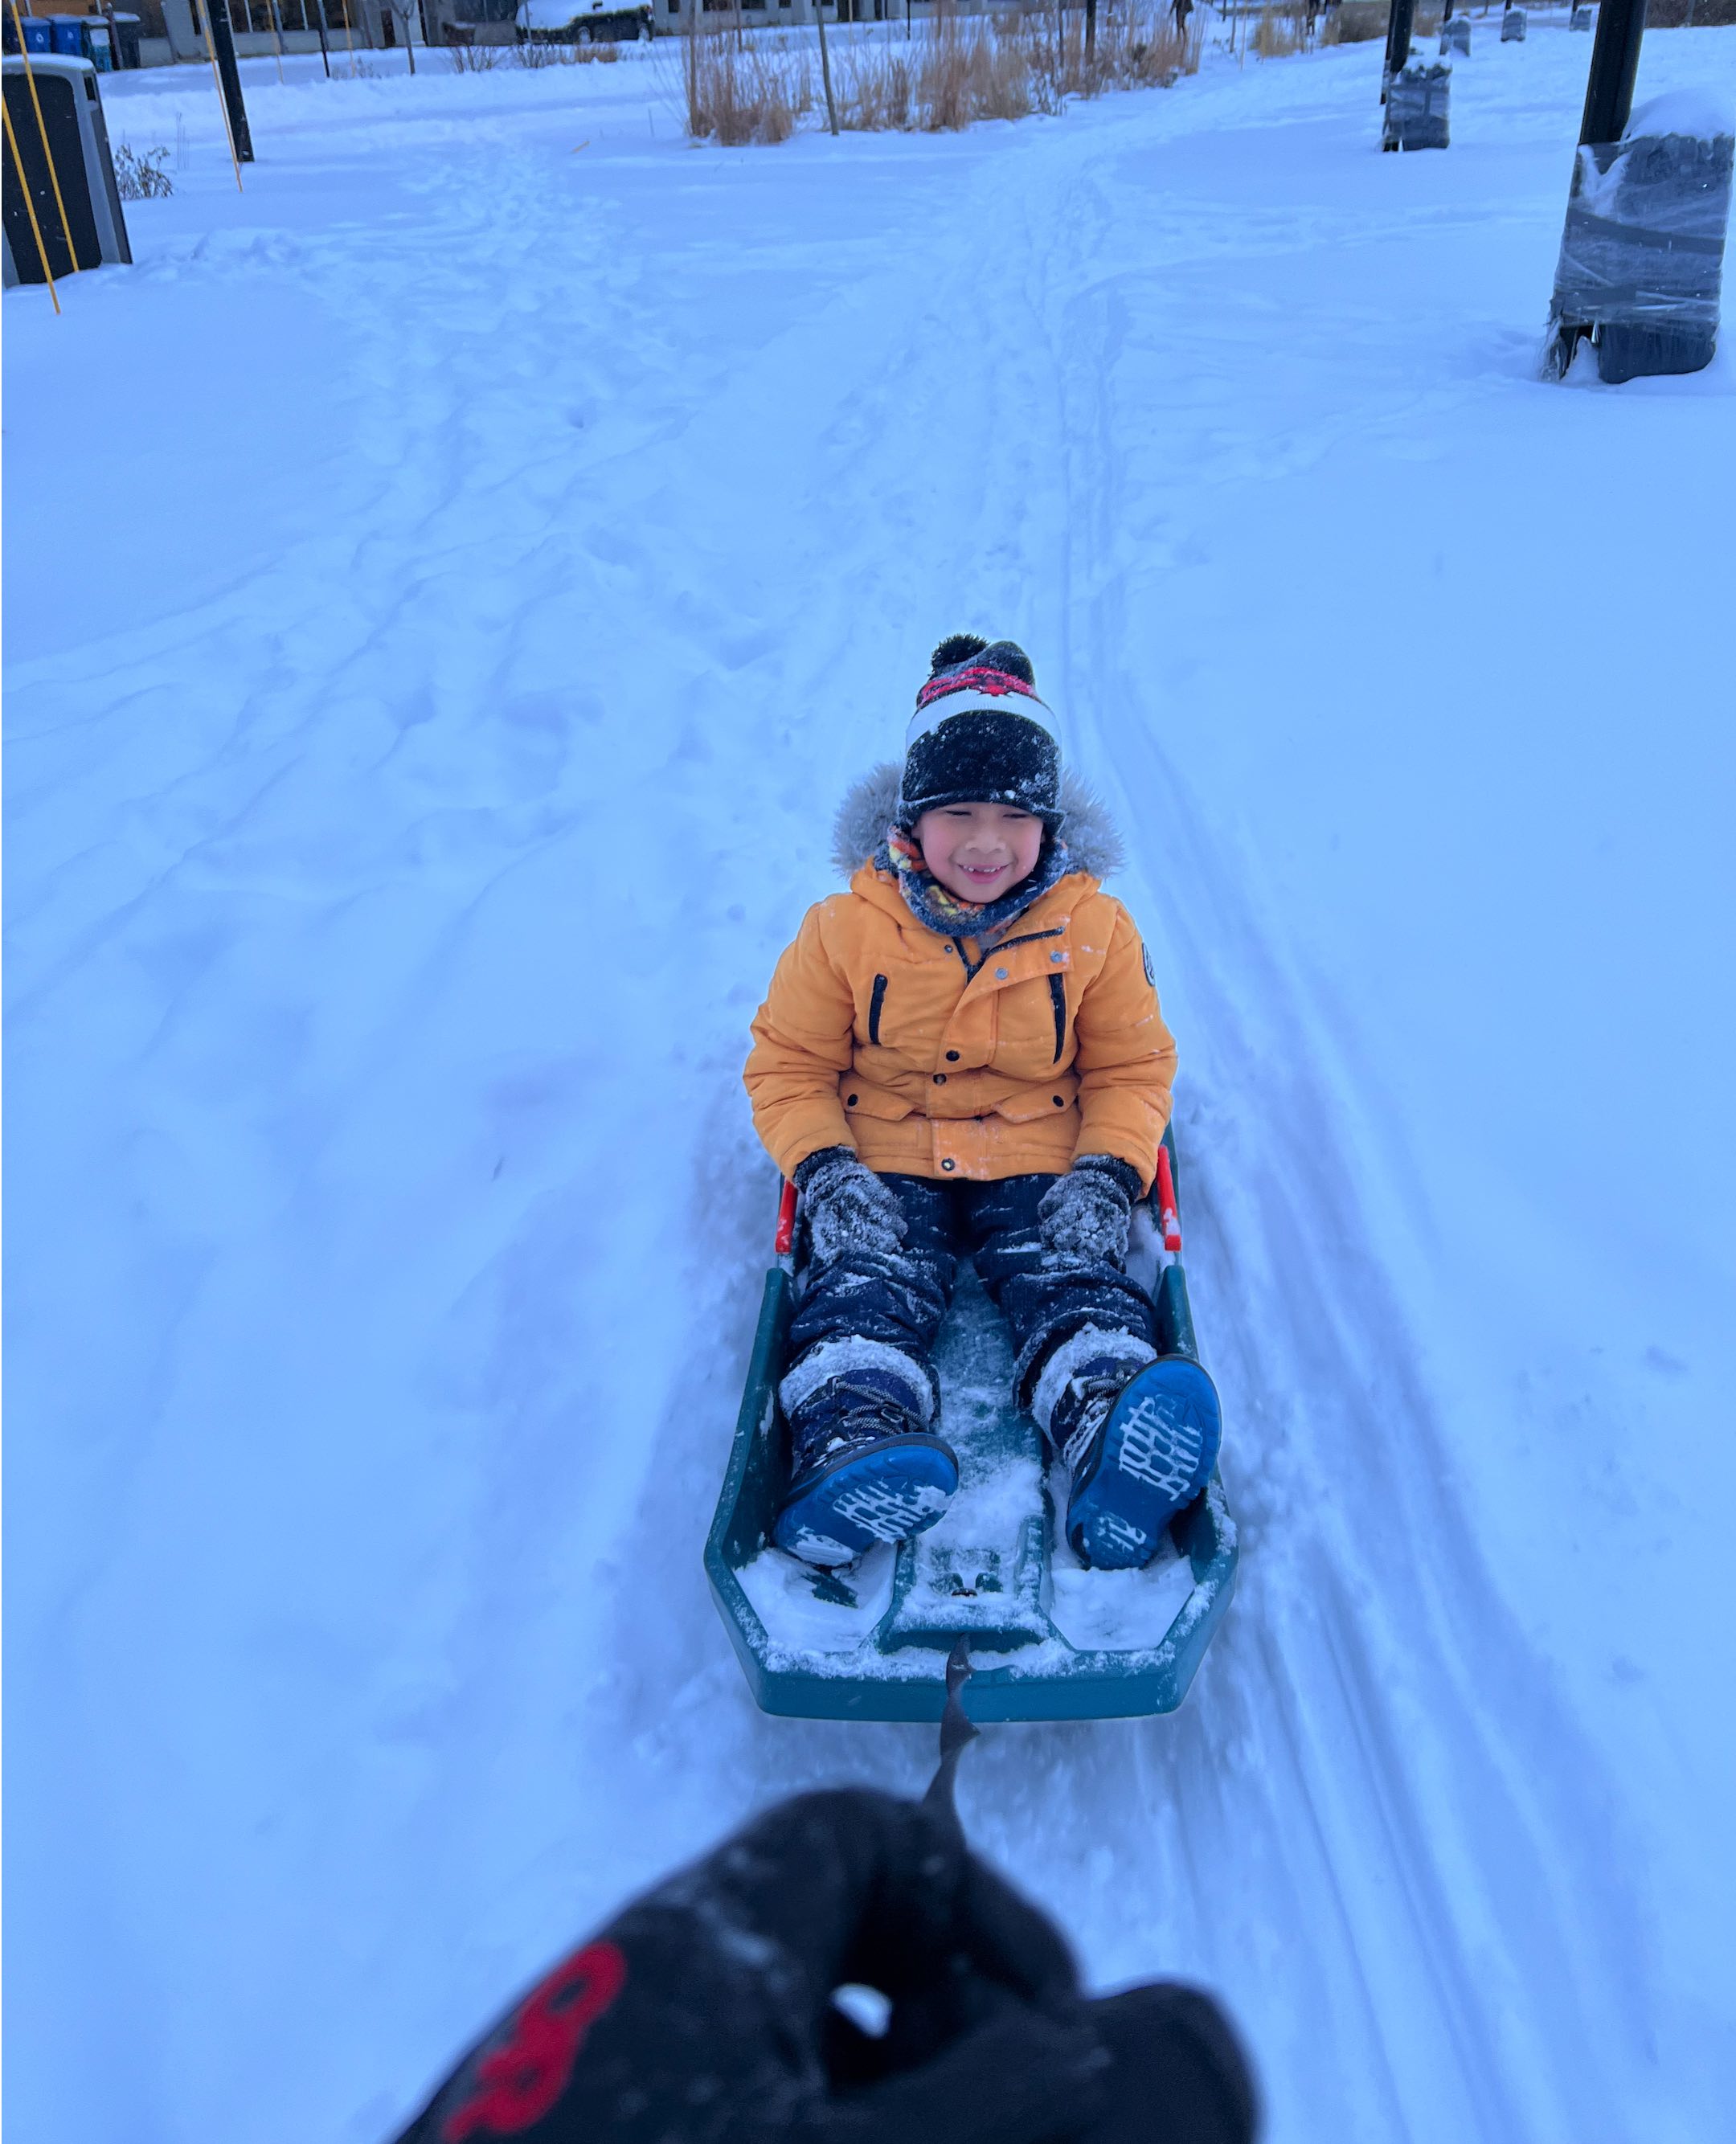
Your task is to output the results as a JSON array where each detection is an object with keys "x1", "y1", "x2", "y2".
[{"x1": 705, "y1": 1127, "x2": 1238, "y2": 1724}]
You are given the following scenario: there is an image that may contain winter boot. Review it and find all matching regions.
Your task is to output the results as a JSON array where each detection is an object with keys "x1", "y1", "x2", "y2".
[
  {"x1": 774, "y1": 1341, "x2": 958, "y2": 1569},
  {"x1": 1034, "y1": 1329, "x2": 1222, "y2": 1572}
]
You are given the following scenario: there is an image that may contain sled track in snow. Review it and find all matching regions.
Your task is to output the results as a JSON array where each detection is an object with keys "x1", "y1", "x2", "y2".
[{"x1": 587, "y1": 108, "x2": 1660, "y2": 2144}]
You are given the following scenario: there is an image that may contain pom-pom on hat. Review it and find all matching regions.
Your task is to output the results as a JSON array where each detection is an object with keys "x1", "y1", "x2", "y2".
[{"x1": 897, "y1": 634, "x2": 1062, "y2": 829}]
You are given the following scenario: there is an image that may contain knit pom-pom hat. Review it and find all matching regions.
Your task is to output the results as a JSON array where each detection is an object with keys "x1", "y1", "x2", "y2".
[{"x1": 896, "y1": 634, "x2": 1062, "y2": 830}]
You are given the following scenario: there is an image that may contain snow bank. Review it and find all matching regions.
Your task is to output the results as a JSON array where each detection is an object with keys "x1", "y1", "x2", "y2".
[{"x1": 1628, "y1": 84, "x2": 1736, "y2": 139}]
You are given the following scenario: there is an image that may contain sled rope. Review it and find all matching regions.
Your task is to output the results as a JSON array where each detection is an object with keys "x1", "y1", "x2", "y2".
[{"x1": 923, "y1": 1640, "x2": 979, "y2": 1819}]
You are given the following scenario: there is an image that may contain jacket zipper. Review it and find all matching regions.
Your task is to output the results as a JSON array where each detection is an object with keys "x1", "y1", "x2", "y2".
[
  {"x1": 868, "y1": 973, "x2": 887, "y2": 1044},
  {"x1": 1049, "y1": 972, "x2": 1067, "y2": 1063},
  {"x1": 956, "y1": 927, "x2": 1064, "y2": 984}
]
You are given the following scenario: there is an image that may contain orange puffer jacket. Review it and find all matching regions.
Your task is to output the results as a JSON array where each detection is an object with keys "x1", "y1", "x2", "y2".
[{"x1": 744, "y1": 769, "x2": 1176, "y2": 1193}]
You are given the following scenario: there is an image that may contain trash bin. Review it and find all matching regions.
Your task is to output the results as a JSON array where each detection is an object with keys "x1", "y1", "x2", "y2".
[
  {"x1": 1384, "y1": 53, "x2": 1451, "y2": 151},
  {"x1": 111, "y1": 10, "x2": 142, "y2": 64},
  {"x1": 2, "y1": 54, "x2": 131, "y2": 285},
  {"x1": 48, "y1": 15, "x2": 84, "y2": 52},
  {"x1": 1440, "y1": 14, "x2": 1469, "y2": 55},
  {"x1": 1501, "y1": 6, "x2": 1525, "y2": 40},
  {"x1": 79, "y1": 15, "x2": 113, "y2": 66},
  {"x1": 14, "y1": 14, "x2": 57, "y2": 48},
  {"x1": 1546, "y1": 100, "x2": 1734, "y2": 383},
  {"x1": 1570, "y1": 2, "x2": 1594, "y2": 27}
]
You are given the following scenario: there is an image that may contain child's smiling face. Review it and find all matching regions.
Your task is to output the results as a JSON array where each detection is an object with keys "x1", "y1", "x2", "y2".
[{"x1": 915, "y1": 802, "x2": 1044, "y2": 906}]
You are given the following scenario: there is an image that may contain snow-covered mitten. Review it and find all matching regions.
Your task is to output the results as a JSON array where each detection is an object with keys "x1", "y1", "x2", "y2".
[
  {"x1": 796, "y1": 1145, "x2": 909, "y2": 1266},
  {"x1": 1037, "y1": 1154, "x2": 1141, "y2": 1267}
]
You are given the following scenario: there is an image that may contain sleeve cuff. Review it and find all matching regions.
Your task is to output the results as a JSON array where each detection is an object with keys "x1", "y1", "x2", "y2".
[
  {"x1": 792, "y1": 1145, "x2": 857, "y2": 1193},
  {"x1": 1072, "y1": 1152, "x2": 1144, "y2": 1201}
]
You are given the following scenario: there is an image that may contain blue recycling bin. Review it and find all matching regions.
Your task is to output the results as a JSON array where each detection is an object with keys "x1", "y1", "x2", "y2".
[
  {"x1": 48, "y1": 14, "x2": 83, "y2": 52},
  {"x1": 21, "y1": 16, "x2": 55, "y2": 47}
]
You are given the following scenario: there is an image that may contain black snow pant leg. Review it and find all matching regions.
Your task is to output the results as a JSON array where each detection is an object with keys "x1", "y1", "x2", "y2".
[
  {"x1": 961, "y1": 1175, "x2": 1161, "y2": 1404},
  {"x1": 786, "y1": 1172, "x2": 1161, "y2": 1415},
  {"x1": 785, "y1": 1176, "x2": 964, "y2": 1409}
]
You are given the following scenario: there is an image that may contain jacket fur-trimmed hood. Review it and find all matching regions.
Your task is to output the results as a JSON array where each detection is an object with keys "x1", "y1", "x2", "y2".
[{"x1": 830, "y1": 763, "x2": 1125, "y2": 884}]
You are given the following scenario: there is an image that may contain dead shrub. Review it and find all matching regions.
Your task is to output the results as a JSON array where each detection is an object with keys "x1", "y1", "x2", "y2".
[
  {"x1": 1099, "y1": 9, "x2": 1201, "y2": 88},
  {"x1": 837, "y1": 47, "x2": 914, "y2": 130},
  {"x1": 514, "y1": 35, "x2": 624, "y2": 66},
  {"x1": 113, "y1": 141, "x2": 174, "y2": 198},
  {"x1": 1251, "y1": 4, "x2": 1308, "y2": 56},
  {"x1": 1320, "y1": 0, "x2": 1390, "y2": 42},
  {"x1": 682, "y1": 22, "x2": 810, "y2": 145},
  {"x1": 917, "y1": 15, "x2": 1041, "y2": 129}
]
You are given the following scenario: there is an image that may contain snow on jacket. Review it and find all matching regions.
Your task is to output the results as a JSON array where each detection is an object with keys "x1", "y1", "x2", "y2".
[{"x1": 744, "y1": 767, "x2": 1177, "y2": 1193}]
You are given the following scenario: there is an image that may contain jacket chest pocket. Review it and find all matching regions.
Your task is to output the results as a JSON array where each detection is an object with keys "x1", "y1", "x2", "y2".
[
  {"x1": 992, "y1": 972, "x2": 1071, "y2": 1072},
  {"x1": 857, "y1": 966, "x2": 959, "y2": 1057}
]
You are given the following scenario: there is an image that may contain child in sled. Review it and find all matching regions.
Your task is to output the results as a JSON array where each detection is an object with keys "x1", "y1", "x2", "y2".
[{"x1": 743, "y1": 635, "x2": 1221, "y2": 1573}]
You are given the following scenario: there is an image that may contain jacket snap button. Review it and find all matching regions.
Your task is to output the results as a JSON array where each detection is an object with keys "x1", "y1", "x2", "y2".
[
  {"x1": 940, "y1": 1157, "x2": 956, "y2": 1171},
  {"x1": 1052, "y1": 1095, "x2": 1064, "y2": 1107},
  {"x1": 1050, "y1": 951, "x2": 1065, "y2": 964},
  {"x1": 994, "y1": 967, "x2": 1009, "y2": 980},
  {"x1": 932, "y1": 1073, "x2": 947, "y2": 1085},
  {"x1": 847, "y1": 1095, "x2": 858, "y2": 1106},
  {"x1": 945, "y1": 1050, "x2": 960, "y2": 1062}
]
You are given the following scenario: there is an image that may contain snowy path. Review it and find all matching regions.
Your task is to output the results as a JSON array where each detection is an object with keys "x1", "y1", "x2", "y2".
[{"x1": 7, "y1": 29, "x2": 1734, "y2": 2144}]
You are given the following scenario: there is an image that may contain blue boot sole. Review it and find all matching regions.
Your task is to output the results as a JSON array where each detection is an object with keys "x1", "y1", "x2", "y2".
[
  {"x1": 1066, "y1": 1358, "x2": 1222, "y2": 1571},
  {"x1": 773, "y1": 1434, "x2": 959, "y2": 1569}
]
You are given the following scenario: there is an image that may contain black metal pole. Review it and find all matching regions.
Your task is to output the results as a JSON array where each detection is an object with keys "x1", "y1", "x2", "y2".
[
  {"x1": 1578, "y1": 0, "x2": 1647, "y2": 147},
  {"x1": 1382, "y1": 0, "x2": 1416, "y2": 98},
  {"x1": 313, "y1": 0, "x2": 331, "y2": 72},
  {"x1": 205, "y1": 0, "x2": 255, "y2": 158}
]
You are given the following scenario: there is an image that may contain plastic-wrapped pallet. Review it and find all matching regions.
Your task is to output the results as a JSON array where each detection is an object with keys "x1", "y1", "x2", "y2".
[
  {"x1": 1441, "y1": 16, "x2": 1470, "y2": 55},
  {"x1": 1544, "y1": 91, "x2": 1734, "y2": 383},
  {"x1": 1570, "y1": 3, "x2": 1595, "y2": 29},
  {"x1": 1383, "y1": 52, "x2": 1451, "y2": 153},
  {"x1": 1501, "y1": 6, "x2": 1525, "y2": 41}
]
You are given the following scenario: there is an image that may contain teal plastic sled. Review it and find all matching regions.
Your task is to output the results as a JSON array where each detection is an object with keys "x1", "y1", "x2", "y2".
[{"x1": 705, "y1": 1131, "x2": 1238, "y2": 1723}]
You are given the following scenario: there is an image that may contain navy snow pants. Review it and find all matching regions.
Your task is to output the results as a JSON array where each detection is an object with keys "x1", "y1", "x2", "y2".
[{"x1": 786, "y1": 1172, "x2": 1159, "y2": 1413}]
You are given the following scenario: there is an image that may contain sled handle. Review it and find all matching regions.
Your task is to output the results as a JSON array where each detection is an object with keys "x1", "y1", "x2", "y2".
[
  {"x1": 775, "y1": 1180, "x2": 798, "y2": 1257},
  {"x1": 1155, "y1": 1144, "x2": 1182, "y2": 1255}
]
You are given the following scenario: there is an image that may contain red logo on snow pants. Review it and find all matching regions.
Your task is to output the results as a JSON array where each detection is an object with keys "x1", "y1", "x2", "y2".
[{"x1": 444, "y1": 1941, "x2": 627, "y2": 2139}]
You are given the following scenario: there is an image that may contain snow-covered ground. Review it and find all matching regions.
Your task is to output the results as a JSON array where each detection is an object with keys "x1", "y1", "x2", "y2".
[{"x1": 7, "y1": 22, "x2": 1735, "y2": 2144}]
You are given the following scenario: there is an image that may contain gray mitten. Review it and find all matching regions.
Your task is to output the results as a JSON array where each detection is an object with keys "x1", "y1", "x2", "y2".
[
  {"x1": 1037, "y1": 1155, "x2": 1141, "y2": 1268},
  {"x1": 795, "y1": 1147, "x2": 909, "y2": 1266}
]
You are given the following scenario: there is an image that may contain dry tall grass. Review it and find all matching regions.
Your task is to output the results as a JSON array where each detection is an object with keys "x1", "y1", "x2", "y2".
[
  {"x1": 447, "y1": 36, "x2": 624, "y2": 72},
  {"x1": 1320, "y1": 0, "x2": 1389, "y2": 42},
  {"x1": 1251, "y1": 4, "x2": 1309, "y2": 56},
  {"x1": 683, "y1": 20, "x2": 812, "y2": 145},
  {"x1": 678, "y1": 2, "x2": 1203, "y2": 145}
]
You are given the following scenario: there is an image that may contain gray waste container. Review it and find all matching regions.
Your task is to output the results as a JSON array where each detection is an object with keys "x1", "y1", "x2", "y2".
[
  {"x1": 1384, "y1": 53, "x2": 1451, "y2": 152},
  {"x1": 1, "y1": 53, "x2": 129, "y2": 285},
  {"x1": 1546, "y1": 94, "x2": 1734, "y2": 383}
]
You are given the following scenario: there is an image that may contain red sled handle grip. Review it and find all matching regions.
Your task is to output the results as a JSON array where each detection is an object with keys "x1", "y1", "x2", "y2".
[
  {"x1": 1155, "y1": 1144, "x2": 1182, "y2": 1255},
  {"x1": 775, "y1": 1179, "x2": 798, "y2": 1257}
]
